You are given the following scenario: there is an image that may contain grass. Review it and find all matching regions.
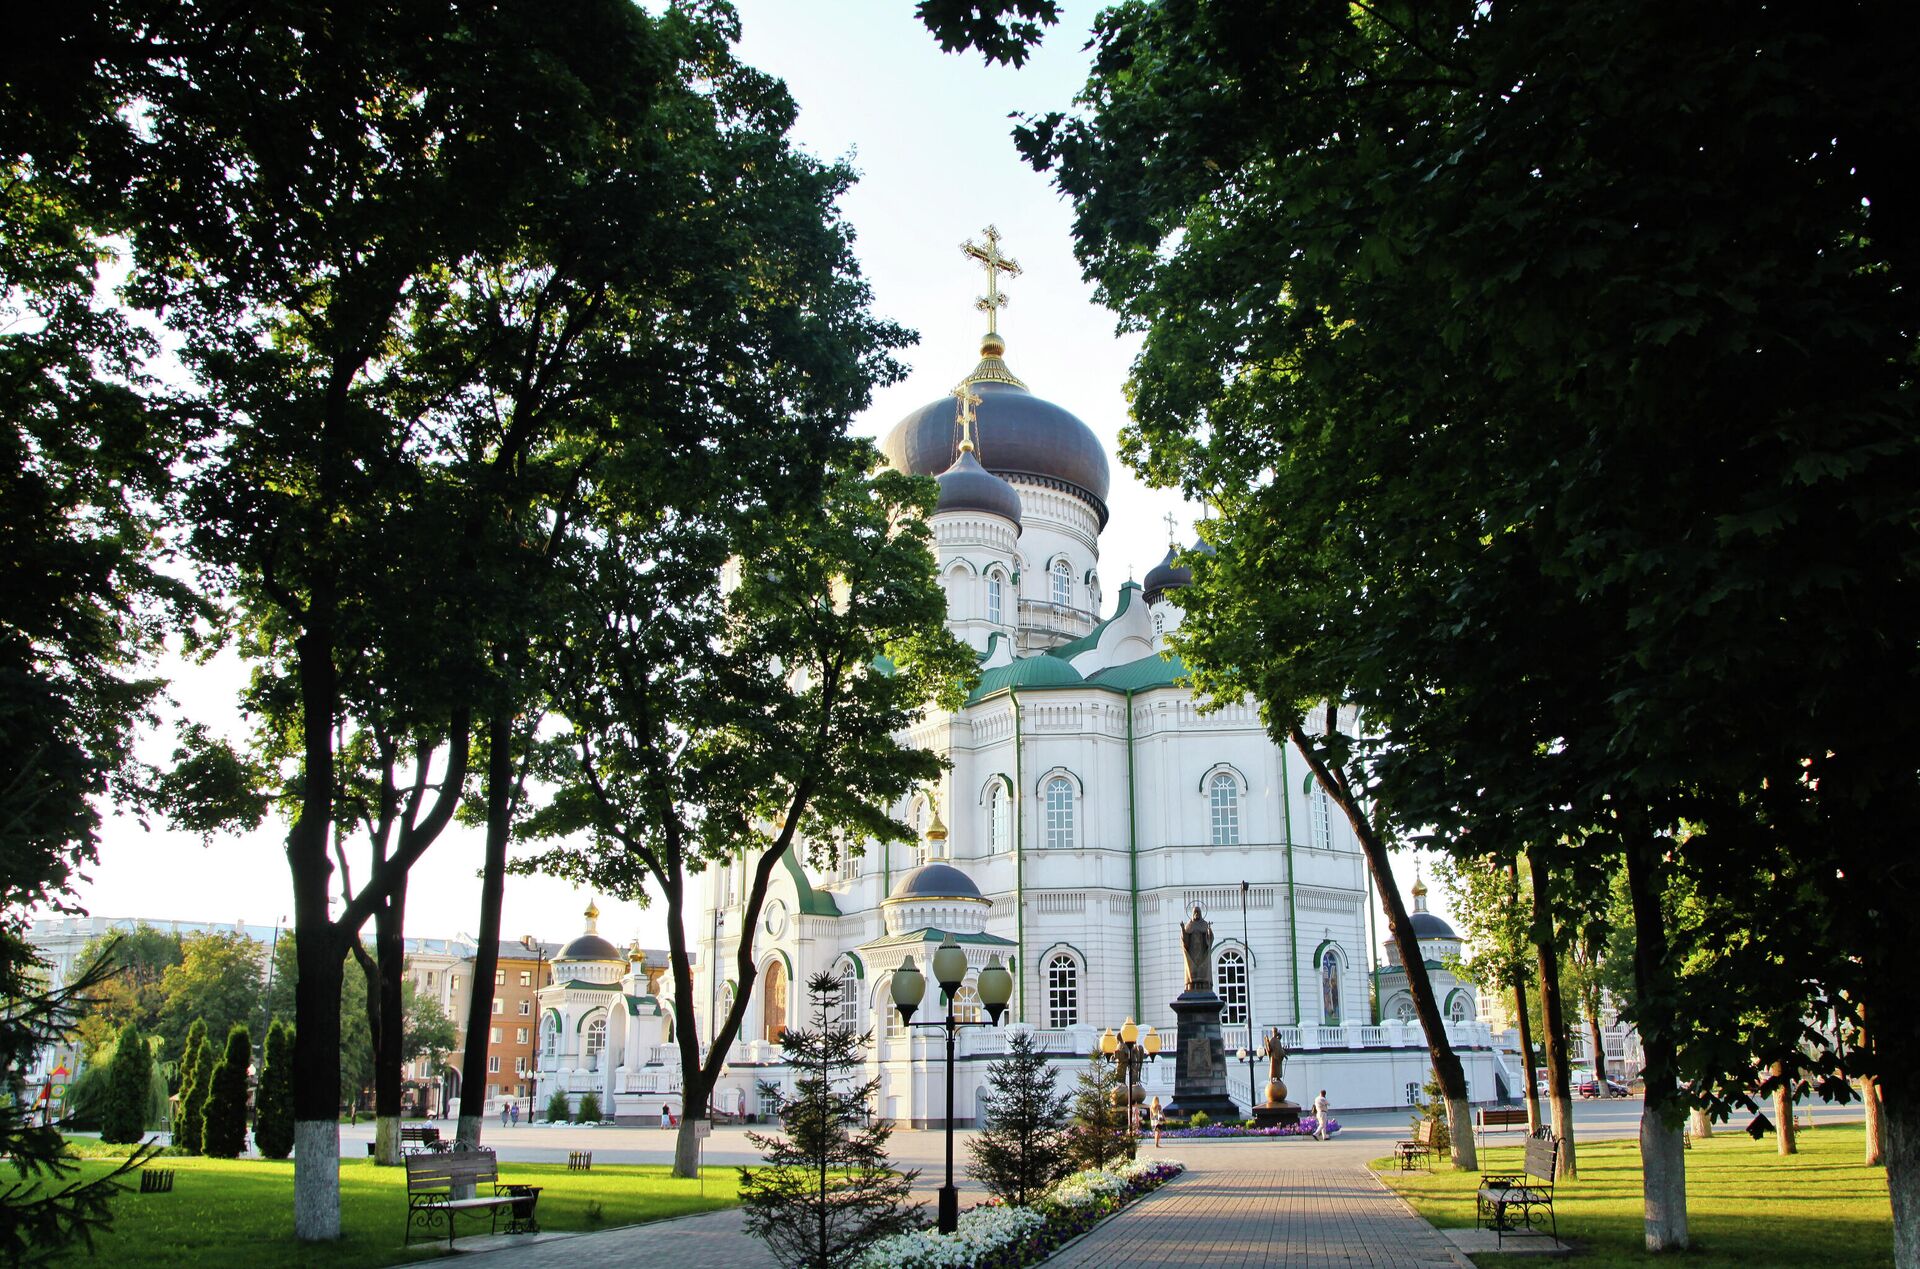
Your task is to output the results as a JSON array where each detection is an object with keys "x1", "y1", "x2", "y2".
[
  {"x1": 49, "y1": 1153, "x2": 740, "y2": 1267},
  {"x1": 1373, "y1": 1121, "x2": 1891, "y2": 1267}
]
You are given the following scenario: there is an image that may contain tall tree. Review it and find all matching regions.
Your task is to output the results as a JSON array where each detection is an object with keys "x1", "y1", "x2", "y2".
[
  {"x1": 255, "y1": 1020, "x2": 295, "y2": 1161},
  {"x1": 99, "y1": 1021, "x2": 153, "y2": 1145},
  {"x1": 524, "y1": 450, "x2": 972, "y2": 1178},
  {"x1": 155, "y1": 932, "x2": 263, "y2": 1058},
  {"x1": 69, "y1": 926, "x2": 183, "y2": 1061},
  {"x1": 202, "y1": 1025, "x2": 252, "y2": 1159},
  {"x1": 969, "y1": 1029, "x2": 1073, "y2": 1205}
]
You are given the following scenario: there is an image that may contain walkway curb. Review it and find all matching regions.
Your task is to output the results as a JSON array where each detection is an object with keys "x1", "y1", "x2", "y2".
[{"x1": 1362, "y1": 1167, "x2": 1478, "y2": 1269}]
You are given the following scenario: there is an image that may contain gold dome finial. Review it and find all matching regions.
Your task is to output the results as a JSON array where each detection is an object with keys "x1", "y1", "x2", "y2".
[
  {"x1": 584, "y1": 899, "x2": 600, "y2": 933},
  {"x1": 925, "y1": 796, "x2": 948, "y2": 843},
  {"x1": 962, "y1": 225, "x2": 1021, "y2": 337},
  {"x1": 950, "y1": 384, "x2": 983, "y2": 454}
]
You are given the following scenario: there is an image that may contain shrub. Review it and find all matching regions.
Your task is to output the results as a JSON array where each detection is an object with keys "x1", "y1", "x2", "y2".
[
  {"x1": 254, "y1": 1020, "x2": 295, "y2": 1159},
  {"x1": 1066, "y1": 1050, "x2": 1135, "y2": 1170},
  {"x1": 1411, "y1": 1071, "x2": 1451, "y2": 1155},
  {"x1": 174, "y1": 1031, "x2": 212, "y2": 1153},
  {"x1": 577, "y1": 1091, "x2": 602, "y2": 1123},
  {"x1": 968, "y1": 1029, "x2": 1072, "y2": 1206},
  {"x1": 1187, "y1": 1110, "x2": 1211, "y2": 1129},
  {"x1": 546, "y1": 1090, "x2": 572, "y2": 1124},
  {"x1": 201, "y1": 1025, "x2": 251, "y2": 1158},
  {"x1": 100, "y1": 1022, "x2": 152, "y2": 1143}
]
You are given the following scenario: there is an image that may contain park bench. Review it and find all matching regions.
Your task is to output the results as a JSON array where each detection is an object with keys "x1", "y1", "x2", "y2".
[
  {"x1": 568, "y1": 1150, "x2": 593, "y2": 1171},
  {"x1": 404, "y1": 1148, "x2": 538, "y2": 1250},
  {"x1": 1475, "y1": 1106, "x2": 1530, "y2": 1156},
  {"x1": 401, "y1": 1124, "x2": 443, "y2": 1152},
  {"x1": 1477, "y1": 1133, "x2": 1560, "y2": 1247},
  {"x1": 1397, "y1": 1118, "x2": 1441, "y2": 1172}
]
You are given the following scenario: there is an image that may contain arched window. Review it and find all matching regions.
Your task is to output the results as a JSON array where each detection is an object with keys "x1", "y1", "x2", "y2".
[
  {"x1": 1046, "y1": 954, "x2": 1079, "y2": 1028},
  {"x1": 1308, "y1": 784, "x2": 1333, "y2": 849},
  {"x1": 1044, "y1": 777, "x2": 1074, "y2": 849},
  {"x1": 1153, "y1": 612, "x2": 1165, "y2": 635},
  {"x1": 1051, "y1": 558, "x2": 1072, "y2": 606},
  {"x1": 1217, "y1": 948, "x2": 1248, "y2": 1027},
  {"x1": 881, "y1": 978, "x2": 906, "y2": 1038},
  {"x1": 1449, "y1": 993, "x2": 1473, "y2": 1024},
  {"x1": 763, "y1": 960, "x2": 788, "y2": 1045},
  {"x1": 584, "y1": 1015, "x2": 607, "y2": 1069},
  {"x1": 950, "y1": 982, "x2": 982, "y2": 1024},
  {"x1": 542, "y1": 1016, "x2": 558, "y2": 1057},
  {"x1": 989, "y1": 782, "x2": 1011, "y2": 854},
  {"x1": 1394, "y1": 997, "x2": 1416, "y2": 1022},
  {"x1": 1320, "y1": 948, "x2": 1343, "y2": 1025},
  {"x1": 987, "y1": 570, "x2": 1004, "y2": 625},
  {"x1": 838, "y1": 966, "x2": 860, "y2": 1030},
  {"x1": 1209, "y1": 772, "x2": 1240, "y2": 846}
]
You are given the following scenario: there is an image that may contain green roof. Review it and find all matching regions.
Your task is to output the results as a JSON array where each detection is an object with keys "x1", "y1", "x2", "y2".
[
  {"x1": 1047, "y1": 582, "x2": 1140, "y2": 661},
  {"x1": 555, "y1": 978, "x2": 623, "y2": 992},
  {"x1": 782, "y1": 845, "x2": 841, "y2": 917},
  {"x1": 858, "y1": 927, "x2": 1018, "y2": 951},
  {"x1": 622, "y1": 994, "x2": 662, "y2": 1016},
  {"x1": 1087, "y1": 651, "x2": 1189, "y2": 692},
  {"x1": 967, "y1": 654, "x2": 1085, "y2": 704}
]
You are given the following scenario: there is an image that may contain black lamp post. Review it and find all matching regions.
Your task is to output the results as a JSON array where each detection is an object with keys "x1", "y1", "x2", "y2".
[
  {"x1": 1099, "y1": 1019, "x2": 1161, "y2": 1140},
  {"x1": 892, "y1": 937, "x2": 1013, "y2": 1234}
]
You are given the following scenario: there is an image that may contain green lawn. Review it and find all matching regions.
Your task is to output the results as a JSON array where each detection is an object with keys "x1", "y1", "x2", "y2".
[
  {"x1": 53, "y1": 1154, "x2": 740, "y2": 1267},
  {"x1": 1373, "y1": 1121, "x2": 1891, "y2": 1267}
]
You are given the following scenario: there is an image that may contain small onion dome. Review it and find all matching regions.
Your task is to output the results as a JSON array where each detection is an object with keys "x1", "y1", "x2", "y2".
[
  {"x1": 934, "y1": 448, "x2": 1022, "y2": 527},
  {"x1": 1142, "y1": 545, "x2": 1192, "y2": 604},
  {"x1": 1409, "y1": 911, "x2": 1458, "y2": 940},
  {"x1": 555, "y1": 932, "x2": 622, "y2": 962},
  {"x1": 886, "y1": 861, "x2": 983, "y2": 903}
]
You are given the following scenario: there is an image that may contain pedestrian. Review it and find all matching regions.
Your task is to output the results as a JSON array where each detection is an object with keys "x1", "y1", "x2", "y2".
[
  {"x1": 1149, "y1": 1096, "x2": 1163, "y2": 1148},
  {"x1": 501, "y1": 1102, "x2": 510, "y2": 1129},
  {"x1": 1312, "y1": 1089, "x2": 1331, "y2": 1141},
  {"x1": 510, "y1": 1101, "x2": 520, "y2": 1127}
]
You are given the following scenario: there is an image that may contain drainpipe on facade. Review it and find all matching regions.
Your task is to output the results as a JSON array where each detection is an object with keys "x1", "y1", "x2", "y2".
[
  {"x1": 1126, "y1": 688, "x2": 1140, "y2": 1020},
  {"x1": 1366, "y1": 863, "x2": 1382, "y2": 1024},
  {"x1": 1278, "y1": 742, "x2": 1301, "y2": 1025},
  {"x1": 1011, "y1": 686, "x2": 1026, "y2": 1023}
]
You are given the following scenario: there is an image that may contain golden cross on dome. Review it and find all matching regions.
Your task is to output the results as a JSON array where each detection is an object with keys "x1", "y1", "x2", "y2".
[
  {"x1": 950, "y1": 383, "x2": 983, "y2": 453},
  {"x1": 962, "y1": 225, "x2": 1022, "y2": 334},
  {"x1": 1163, "y1": 510, "x2": 1179, "y2": 547}
]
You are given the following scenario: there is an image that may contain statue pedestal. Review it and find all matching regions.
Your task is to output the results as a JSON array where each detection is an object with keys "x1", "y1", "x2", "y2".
[
  {"x1": 1163, "y1": 991, "x2": 1243, "y2": 1121},
  {"x1": 1252, "y1": 1103, "x2": 1301, "y2": 1128}
]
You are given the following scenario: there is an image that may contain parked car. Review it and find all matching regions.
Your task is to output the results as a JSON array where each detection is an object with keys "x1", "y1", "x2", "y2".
[{"x1": 1580, "y1": 1074, "x2": 1631, "y2": 1098}]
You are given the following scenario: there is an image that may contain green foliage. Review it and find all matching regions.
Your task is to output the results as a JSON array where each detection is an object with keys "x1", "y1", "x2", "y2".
[
  {"x1": 175, "y1": 1033, "x2": 212, "y2": 1154},
  {"x1": 401, "y1": 981, "x2": 456, "y2": 1070},
  {"x1": 154, "y1": 932, "x2": 264, "y2": 1059},
  {"x1": 70, "y1": 926, "x2": 184, "y2": 1062},
  {"x1": 577, "y1": 1092, "x2": 602, "y2": 1124},
  {"x1": 1187, "y1": 1111, "x2": 1210, "y2": 1129},
  {"x1": 100, "y1": 1021, "x2": 152, "y2": 1144},
  {"x1": 1411, "y1": 1072, "x2": 1451, "y2": 1157},
  {"x1": 739, "y1": 972, "x2": 915, "y2": 1269},
  {"x1": 916, "y1": 0, "x2": 1061, "y2": 65},
  {"x1": 967, "y1": 1028, "x2": 1072, "y2": 1206},
  {"x1": 202, "y1": 1025, "x2": 251, "y2": 1158},
  {"x1": 337, "y1": 947, "x2": 374, "y2": 1110},
  {"x1": 1066, "y1": 1051, "x2": 1135, "y2": 1171},
  {"x1": 171, "y1": 1017, "x2": 207, "y2": 1102},
  {"x1": 547, "y1": 1091, "x2": 573, "y2": 1125},
  {"x1": 255, "y1": 1020, "x2": 295, "y2": 1159}
]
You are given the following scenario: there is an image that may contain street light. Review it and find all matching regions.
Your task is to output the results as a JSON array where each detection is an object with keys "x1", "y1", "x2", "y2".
[
  {"x1": 892, "y1": 939, "x2": 1012, "y2": 1234},
  {"x1": 521, "y1": 935, "x2": 548, "y2": 1125},
  {"x1": 1099, "y1": 1019, "x2": 1162, "y2": 1140}
]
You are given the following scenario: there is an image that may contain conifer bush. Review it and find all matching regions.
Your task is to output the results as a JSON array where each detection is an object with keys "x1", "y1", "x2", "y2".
[
  {"x1": 547, "y1": 1090, "x2": 572, "y2": 1124},
  {"x1": 1066, "y1": 1050, "x2": 1136, "y2": 1171},
  {"x1": 174, "y1": 1027, "x2": 212, "y2": 1153},
  {"x1": 577, "y1": 1091, "x2": 602, "y2": 1123},
  {"x1": 740, "y1": 972, "x2": 915, "y2": 1268},
  {"x1": 254, "y1": 1020, "x2": 295, "y2": 1159},
  {"x1": 968, "y1": 1029, "x2": 1072, "y2": 1206},
  {"x1": 202, "y1": 1025, "x2": 251, "y2": 1158},
  {"x1": 100, "y1": 1022, "x2": 153, "y2": 1144}
]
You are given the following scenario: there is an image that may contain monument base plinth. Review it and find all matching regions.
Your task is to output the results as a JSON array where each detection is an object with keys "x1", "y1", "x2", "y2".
[
  {"x1": 1163, "y1": 990, "x2": 1243, "y2": 1122},
  {"x1": 1252, "y1": 1103, "x2": 1302, "y2": 1129}
]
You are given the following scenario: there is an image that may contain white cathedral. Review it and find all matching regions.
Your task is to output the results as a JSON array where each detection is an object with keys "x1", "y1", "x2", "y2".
[{"x1": 533, "y1": 233, "x2": 1510, "y2": 1123}]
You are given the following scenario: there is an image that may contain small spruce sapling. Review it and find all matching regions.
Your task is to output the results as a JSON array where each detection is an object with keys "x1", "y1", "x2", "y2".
[
  {"x1": 739, "y1": 972, "x2": 916, "y2": 1268},
  {"x1": 1067, "y1": 1049, "x2": 1136, "y2": 1170},
  {"x1": 967, "y1": 1029, "x2": 1071, "y2": 1206}
]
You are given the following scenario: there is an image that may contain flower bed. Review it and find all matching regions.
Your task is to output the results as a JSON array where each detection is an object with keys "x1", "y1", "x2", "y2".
[
  {"x1": 852, "y1": 1159, "x2": 1186, "y2": 1269},
  {"x1": 1145, "y1": 1116, "x2": 1340, "y2": 1139}
]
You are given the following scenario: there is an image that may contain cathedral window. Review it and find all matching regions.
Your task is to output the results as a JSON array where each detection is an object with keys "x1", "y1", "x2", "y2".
[
  {"x1": 839, "y1": 967, "x2": 860, "y2": 1029},
  {"x1": 1394, "y1": 998, "x2": 1416, "y2": 1023},
  {"x1": 989, "y1": 782, "x2": 1011, "y2": 854},
  {"x1": 882, "y1": 980, "x2": 906, "y2": 1038},
  {"x1": 585, "y1": 1015, "x2": 607, "y2": 1069},
  {"x1": 987, "y1": 571, "x2": 1004, "y2": 624},
  {"x1": 1308, "y1": 784, "x2": 1333, "y2": 849},
  {"x1": 1044, "y1": 777, "x2": 1074, "y2": 849},
  {"x1": 950, "y1": 981, "x2": 982, "y2": 1024},
  {"x1": 1320, "y1": 948, "x2": 1343, "y2": 1026},
  {"x1": 1217, "y1": 948, "x2": 1248, "y2": 1027},
  {"x1": 1046, "y1": 954, "x2": 1079, "y2": 1028},
  {"x1": 543, "y1": 1017, "x2": 558, "y2": 1056},
  {"x1": 1209, "y1": 772, "x2": 1240, "y2": 846},
  {"x1": 762, "y1": 959, "x2": 789, "y2": 1045},
  {"x1": 1449, "y1": 993, "x2": 1472, "y2": 1024},
  {"x1": 1050, "y1": 558, "x2": 1072, "y2": 607}
]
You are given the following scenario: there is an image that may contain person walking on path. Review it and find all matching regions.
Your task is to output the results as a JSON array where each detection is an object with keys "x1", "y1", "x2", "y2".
[
  {"x1": 1312, "y1": 1090, "x2": 1330, "y2": 1141},
  {"x1": 501, "y1": 1102, "x2": 511, "y2": 1129},
  {"x1": 1149, "y1": 1097, "x2": 1163, "y2": 1148},
  {"x1": 510, "y1": 1102, "x2": 520, "y2": 1127}
]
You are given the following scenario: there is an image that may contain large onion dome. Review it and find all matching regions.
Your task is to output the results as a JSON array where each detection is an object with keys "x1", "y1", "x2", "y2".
[
  {"x1": 883, "y1": 334, "x2": 1110, "y2": 526},
  {"x1": 1141, "y1": 546, "x2": 1191, "y2": 604}
]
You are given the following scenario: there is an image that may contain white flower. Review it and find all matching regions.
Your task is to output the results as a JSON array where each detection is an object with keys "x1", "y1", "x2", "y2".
[{"x1": 852, "y1": 1204, "x2": 1047, "y2": 1269}]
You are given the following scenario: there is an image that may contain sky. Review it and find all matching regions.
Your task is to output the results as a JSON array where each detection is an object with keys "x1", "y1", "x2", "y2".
[{"x1": 56, "y1": 1, "x2": 1449, "y2": 958}]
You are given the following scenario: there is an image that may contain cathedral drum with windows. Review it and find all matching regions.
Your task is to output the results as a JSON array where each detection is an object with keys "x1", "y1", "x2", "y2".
[{"x1": 549, "y1": 231, "x2": 1510, "y2": 1124}]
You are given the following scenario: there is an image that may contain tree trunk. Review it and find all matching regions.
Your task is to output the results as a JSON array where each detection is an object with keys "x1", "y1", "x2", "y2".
[
  {"x1": 1689, "y1": 1108, "x2": 1712, "y2": 1140},
  {"x1": 1288, "y1": 725, "x2": 1475, "y2": 1168},
  {"x1": 1867, "y1": 1076, "x2": 1886, "y2": 1166},
  {"x1": 1514, "y1": 974, "x2": 1541, "y2": 1134},
  {"x1": 1586, "y1": 1000, "x2": 1609, "y2": 1096},
  {"x1": 1622, "y1": 828, "x2": 1687, "y2": 1250},
  {"x1": 371, "y1": 879, "x2": 407, "y2": 1165},
  {"x1": 290, "y1": 614, "x2": 343, "y2": 1241},
  {"x1": 1775, "y1": 1060, "x2": 1798, "y2": 1155},
  {"x1": 1888, "y1": 1081, "x2": 1920, "y2": 1265},
  {"x1": 1527, "y1": 848, "x2": 1577, "y2": 1178},
  {"x1": 455, "y1": 715, "x2": 514, "y2": 1152}
]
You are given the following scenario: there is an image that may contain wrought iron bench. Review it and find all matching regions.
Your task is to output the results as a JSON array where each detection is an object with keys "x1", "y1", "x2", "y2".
[
  {"x1": 400, "y1": 1124, "x2": 444, "y2": 1152},
  {"x1": 1397, "y1": 1118, "x2": 1441, "y2": 1171},
  {"x1": 404, "y1": 1148, "x2": 536, "y2": 1249},
  {"x1": 1477, "y1": 1133, "x2": 1559, "y2": 1246}
]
